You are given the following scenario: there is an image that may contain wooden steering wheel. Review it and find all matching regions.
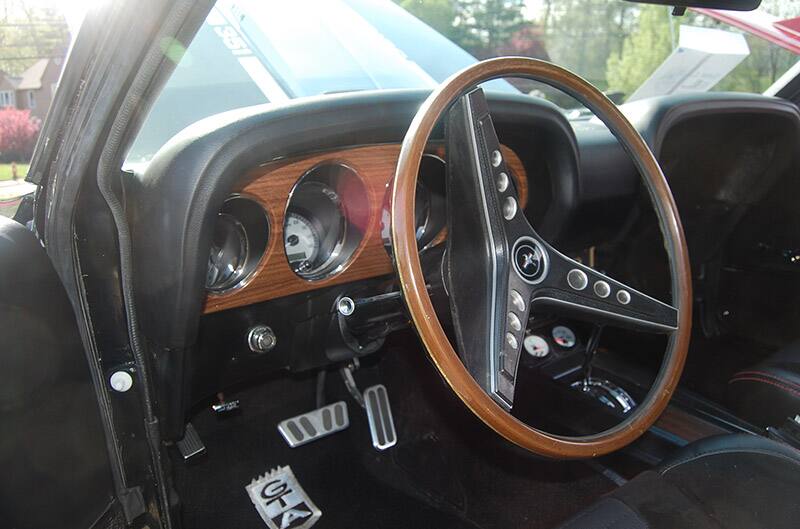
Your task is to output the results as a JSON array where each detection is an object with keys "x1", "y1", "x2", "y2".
[{"x1": 390, "y1": 58, "x2": 692, "y2": 459}]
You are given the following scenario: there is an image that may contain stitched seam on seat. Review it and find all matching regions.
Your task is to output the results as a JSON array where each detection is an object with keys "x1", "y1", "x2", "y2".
[
  {"x1": 732, "y1": 370, "x2": 800, "y2": 390},
  {"x1": 660, "y1": 447, "x2": 800, "y2": 475},
  {"x1": 728, "y1": 376, "x2": 800, "y2": 399}
]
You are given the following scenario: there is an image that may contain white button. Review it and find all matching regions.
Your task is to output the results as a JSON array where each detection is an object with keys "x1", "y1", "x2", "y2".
[
  {"x1": 594, "y1": 281, "x2": 611, "y2": 298},
  {"x1": 491, "y1": 150, "x2": 502, "y2": 167},
  {"x1": 506, "y1": 332, "x2": 518, "y2": 349},
  {"x1": 617, "y1": 290, "x2": 631, "y2": 305},
  {"x1": 508, "y1": 312, "x2": 522, "y2": 332},
  {"x1": 510, "y1": 290, "x2": 525, "y2": 312},
  {"x1": 567, "y1": 269, "x2": 588, "y2": 290},
  {"x1": 497, "y1": 172, "x2": 509, "y2": 192},
  {"x1": 503, "y1": 197, "x2": 517, "y2": 220}
]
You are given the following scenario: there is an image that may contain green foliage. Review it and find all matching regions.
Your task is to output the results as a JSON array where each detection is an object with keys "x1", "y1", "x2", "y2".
[
  {"x1": 541, "y1": 0, "x2": 634, "y2": 89},
  {"x1": 605, "y1": 5, "x2": 673, "y2": 96},
  {"x1": 396, "y1": 0, "x2": 526, "y2": 59},
  {"x1": 453, "y1": 0, "x2": 526, "y2": 58},
  {"x1": 715, "y1": 36, "x2": 797, "y2": 93},
  {"x1": 395, "y1": 0, "x2": 800, "y2": 104},
  {"x1": 396, "y1": 0, "x2": 463, "y2": 43}
]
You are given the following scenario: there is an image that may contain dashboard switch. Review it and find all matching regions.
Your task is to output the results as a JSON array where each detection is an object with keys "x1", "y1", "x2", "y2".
[{"x1": 247, "y1": 325, "x2": 277, "y2": 354}]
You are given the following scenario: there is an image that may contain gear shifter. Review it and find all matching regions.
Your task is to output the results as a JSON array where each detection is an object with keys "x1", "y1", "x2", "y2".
[
  {"x1": 580, "y1": 325, "x2": 604, "y2": 389},
  {"x1": 571, "y1": 324, "x2": 638, "y2": 414}
]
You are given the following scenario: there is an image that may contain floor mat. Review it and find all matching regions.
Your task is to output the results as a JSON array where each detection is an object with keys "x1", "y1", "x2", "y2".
[{"x1": 171, "y1": 332, "x2": 615, "y2": 529}]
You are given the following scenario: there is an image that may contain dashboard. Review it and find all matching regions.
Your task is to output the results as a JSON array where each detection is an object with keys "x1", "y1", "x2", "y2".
[
  {"x1": 203, "y1": 143, "x2": 527, "y2": 313},
  {"x1": 126, "y1": 89, "x2": 800, "y2": 438}
]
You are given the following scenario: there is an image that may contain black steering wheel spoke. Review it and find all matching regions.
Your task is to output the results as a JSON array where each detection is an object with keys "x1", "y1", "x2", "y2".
[
  {"x1": 529, "y1": 246, "x2": 678, "y2": 334},
  {"x1": 443, "y1": 87, "x2": 538, "y2": 409}
]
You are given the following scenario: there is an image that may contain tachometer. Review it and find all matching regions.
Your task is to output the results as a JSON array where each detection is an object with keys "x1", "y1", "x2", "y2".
[{"x1": 284, "y1": 212, "x2": 320, "y2": 274}]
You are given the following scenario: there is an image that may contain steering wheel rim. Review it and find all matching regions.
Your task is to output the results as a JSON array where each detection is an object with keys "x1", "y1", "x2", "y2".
[{"x1": 390, "y1": 57, "x2": 692, "y2": 459}]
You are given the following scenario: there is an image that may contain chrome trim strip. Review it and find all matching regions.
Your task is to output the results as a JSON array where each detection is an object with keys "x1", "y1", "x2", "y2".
[{"x1": 464, "y1": 93, "x2": 506, "y2": 408}]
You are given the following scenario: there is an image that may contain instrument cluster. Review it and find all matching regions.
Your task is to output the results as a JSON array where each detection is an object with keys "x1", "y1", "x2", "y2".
[{"x1": 205, "y1": 153, "x2": 450, "y2": 295}]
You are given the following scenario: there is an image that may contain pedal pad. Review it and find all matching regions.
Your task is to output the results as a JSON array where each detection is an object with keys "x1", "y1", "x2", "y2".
[
  {"x1": 176, "y1": 423, "x2": 206, "y2": 461},
  {"x1": 363, "y1": 385, "x2": 397, "y2": 450},
  {"x1": 278, "y1": 401, "x2": 349, "y2": 448}
]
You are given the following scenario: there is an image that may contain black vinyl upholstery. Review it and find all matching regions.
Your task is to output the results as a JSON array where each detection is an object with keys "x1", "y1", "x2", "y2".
[
  {"x1": 728, "y1": 340, "x2": 800, "y2": 428},
  {"x1": 557, "y1": 434, "x2": 800, "y2": 528}
]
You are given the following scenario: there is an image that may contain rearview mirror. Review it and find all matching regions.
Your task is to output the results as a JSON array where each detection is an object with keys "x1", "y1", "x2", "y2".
[{"x1": 624, "y1": 0, "x2": 760, "y2": 11}]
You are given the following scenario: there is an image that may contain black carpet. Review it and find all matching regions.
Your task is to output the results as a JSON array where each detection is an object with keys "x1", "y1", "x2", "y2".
[{"x1": 171, "y1": 332, "x2": 615, "y2": 529}]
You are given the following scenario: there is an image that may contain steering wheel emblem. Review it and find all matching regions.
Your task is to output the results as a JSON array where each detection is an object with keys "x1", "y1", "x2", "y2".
[{"x1": 513, "y1": 238, "x2": 547, "y2": 283}]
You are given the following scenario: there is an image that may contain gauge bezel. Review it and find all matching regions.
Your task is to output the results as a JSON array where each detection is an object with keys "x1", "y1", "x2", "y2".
[
  {"x1": 284, "y1": 162, "x2": 369, "y2": 281},
  {"x1": 415, "y1": 153, "x2": 448, "y2": 250},
  {"x1": 206, "y1": 194, "x2": 270, "y2": 294},
  {"x1": 381, "y1": 152, "x2": 448, "y2": 254}
]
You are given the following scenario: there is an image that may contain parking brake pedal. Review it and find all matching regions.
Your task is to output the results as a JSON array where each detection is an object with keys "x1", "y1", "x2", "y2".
[
  {"x1": 278, "y1": 401, "x2": 350, "y2": 448},
  {"x1": 363, "y1": 385, "x2": 397, "y2": 450}
]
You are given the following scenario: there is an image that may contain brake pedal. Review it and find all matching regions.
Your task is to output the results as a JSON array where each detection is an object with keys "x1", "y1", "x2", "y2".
[
  {"x1": 176, "y1": 422, "x2": 206, "y2": 461},
  {"x1": 363, "y1": 385, "x2": 397, "y2": 450},
  {"x1": 278, "y1": 401, "x2": 349, "y2": 448}
]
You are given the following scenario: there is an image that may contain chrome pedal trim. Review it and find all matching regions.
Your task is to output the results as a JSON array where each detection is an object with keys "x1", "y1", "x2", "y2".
[
  {"x1": 278, "y1": 401, "x2": 349, "y2": 448},
  {"x1": 363, "y1": 384, "x2": 397, "y2": 450},
  {"x1": 176, "y1": 422, "x2": 206, "y2": 461}
]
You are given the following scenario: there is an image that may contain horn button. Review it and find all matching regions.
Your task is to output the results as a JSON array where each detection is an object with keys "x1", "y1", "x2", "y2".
[{"x1": 512, "y1": 238, "x2": 548, "y2": 284}]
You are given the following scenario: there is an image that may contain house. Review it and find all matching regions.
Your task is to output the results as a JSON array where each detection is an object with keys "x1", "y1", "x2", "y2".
[{"x1": 0, "y1": 58, "x2": 64, "y2": 122}]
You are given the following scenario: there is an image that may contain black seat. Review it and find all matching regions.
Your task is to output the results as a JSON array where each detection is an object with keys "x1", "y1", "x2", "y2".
[
  {"x1": 557, "y1": 434, "x2": 800, "y2": 529},
  {"x1": 728, "y1": 340, "x2": 800, "y2": 428}
]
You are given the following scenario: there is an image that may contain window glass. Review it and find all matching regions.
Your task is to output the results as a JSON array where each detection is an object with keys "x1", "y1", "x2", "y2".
[{"x1": 125, "y1": 0, "x2": 800, "y2": 167}]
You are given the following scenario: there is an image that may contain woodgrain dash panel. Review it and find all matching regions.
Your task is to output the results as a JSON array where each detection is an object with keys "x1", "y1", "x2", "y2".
[{"x1": 204, "y1": 143, "x2": 526, "y2": 313}]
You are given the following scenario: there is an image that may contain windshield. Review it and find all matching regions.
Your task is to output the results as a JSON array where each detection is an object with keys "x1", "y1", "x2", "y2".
[{"x1": 126, "y1": 0, "x2": 800, "y2": 165}]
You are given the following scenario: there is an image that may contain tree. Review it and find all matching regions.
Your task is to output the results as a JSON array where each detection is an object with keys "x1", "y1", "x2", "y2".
[
  {"x1": 396, "y1": 0, "x2": 464, "y2": 44},
  {"x1": 0, "y1": 1, "x2": 69, "y2": 75},
  {"x1": 542, "y1": 0, "x2": 634, "y2": 89},
  {"x1": 453, "y1": 0, "x2": 526, "y2": 58},
  {"x1": 605, "y1": 5, "x2": 673, "y2": 97},
  {"x1": 394, "y1": 0, "x2": 527, "y2": 59}
]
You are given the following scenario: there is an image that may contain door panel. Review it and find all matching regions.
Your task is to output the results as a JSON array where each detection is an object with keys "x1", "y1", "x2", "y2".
[{"x1": 0, "y1": 215, "x2": 113, "y2": 528}]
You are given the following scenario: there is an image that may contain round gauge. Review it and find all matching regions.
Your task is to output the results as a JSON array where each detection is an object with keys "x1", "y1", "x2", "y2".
[
  {"x1": 552, "y1": 325, "x2": 577, "y2": 348},
  {"x1": 284, "y1": 164, "x2": 368, "y2": 281},
  {"x1": 205, "y1": 196, "x2": 269, "y2": 294},
  {"x1": 284, "y1": 212, "x2": 320, "y2": 274},
  {"x1": 523, "y1": 334, "x2": 550, "y2": 358},
  {"x1": 206, "y1": 214, "x2": 248, "y2": 291}
]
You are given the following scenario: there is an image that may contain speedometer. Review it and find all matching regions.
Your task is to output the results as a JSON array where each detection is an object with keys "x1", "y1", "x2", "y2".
[
  {"x1": 284, "y1": 212, "x2": 320, "y2": 274},
  {"x1": 284, "y1": 164, "x2": 368, "y2": 281}
]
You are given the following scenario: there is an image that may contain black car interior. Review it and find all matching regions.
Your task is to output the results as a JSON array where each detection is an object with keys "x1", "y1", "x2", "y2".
[
  {"x1": 118, "y1": 85, "x2": 800, "y2": 527},
  {"x1": 3, "y1": 0, "x2": 800, "y2": 527}
]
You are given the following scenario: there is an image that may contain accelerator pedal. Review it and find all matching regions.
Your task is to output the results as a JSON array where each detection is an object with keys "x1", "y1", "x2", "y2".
[
  {"x1": 363, "y1": 385, "x2": 397, "y2": 450},
  {"x1": 278, "y1": 401, "x2": 349, "y2": 448}
]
